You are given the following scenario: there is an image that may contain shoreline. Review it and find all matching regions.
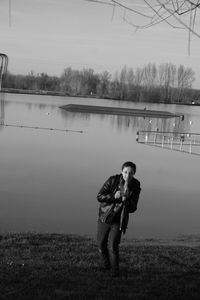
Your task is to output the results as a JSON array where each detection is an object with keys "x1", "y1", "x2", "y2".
[{"x1": 1, "y1": 88, "x2": 200, "y2": 106}]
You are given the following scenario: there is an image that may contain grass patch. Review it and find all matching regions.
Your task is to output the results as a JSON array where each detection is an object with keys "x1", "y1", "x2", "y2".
[{"x1": 0, "y1": 233, "x2": 200, "y2": 299}]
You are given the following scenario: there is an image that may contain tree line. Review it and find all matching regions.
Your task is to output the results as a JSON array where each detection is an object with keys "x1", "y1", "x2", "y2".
[{"x1": 3, "y1": 63, "x2": 200, "y2": 104}]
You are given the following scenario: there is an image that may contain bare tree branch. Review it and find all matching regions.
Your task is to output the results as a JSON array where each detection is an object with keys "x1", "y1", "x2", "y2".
[{"x1": 84, "y1": 0, "x2": 200, "y2": 51}]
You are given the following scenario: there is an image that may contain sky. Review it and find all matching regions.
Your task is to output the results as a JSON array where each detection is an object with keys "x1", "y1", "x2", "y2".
[{"x1": 0, "y1": 0, "x2": 200, "y2": 88}]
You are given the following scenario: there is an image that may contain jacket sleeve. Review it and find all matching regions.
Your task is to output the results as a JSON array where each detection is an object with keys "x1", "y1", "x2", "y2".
[
  {"x1": 97, "y1": 176, "x2": 116, "y2": 204},
  {"x1": 126, "y1": 181, "x2": 141, "y2": 213}
]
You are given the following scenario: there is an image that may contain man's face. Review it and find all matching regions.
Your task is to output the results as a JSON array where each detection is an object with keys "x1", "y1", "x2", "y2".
[{"x1": 122, "y1": 166, "x2": 135, "y2": 182}]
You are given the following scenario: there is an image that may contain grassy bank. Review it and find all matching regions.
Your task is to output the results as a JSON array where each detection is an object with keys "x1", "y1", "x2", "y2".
[{"x1": 0, "y1": 233, "x2": 199, "y2": 300}]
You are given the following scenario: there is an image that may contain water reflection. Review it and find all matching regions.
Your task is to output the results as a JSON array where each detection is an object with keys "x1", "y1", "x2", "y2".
[
  {"x1": 3, "y1": 92, "x2": 200, "y2": 135},
  {"x1": 4, "y1": 98, "x2": 53, "y2": 111},
  {"x1": 59, "y1": 108, "x2": 194, "y2": 135},
  {"x1": 0, "y1": 93, "x2": 200, "y2": 238}
]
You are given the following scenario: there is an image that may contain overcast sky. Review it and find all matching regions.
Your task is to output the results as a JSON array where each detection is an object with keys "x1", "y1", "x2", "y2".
[{"x1": 1, "y1": 0, "x2": 200, "y2": 88}]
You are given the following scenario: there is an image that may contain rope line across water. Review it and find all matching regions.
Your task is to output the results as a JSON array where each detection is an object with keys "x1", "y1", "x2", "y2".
[{"x1": 1, "y1": 123, "x2": 84, "y2": 133}]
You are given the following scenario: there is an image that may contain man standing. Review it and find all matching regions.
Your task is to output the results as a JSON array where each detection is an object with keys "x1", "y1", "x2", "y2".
[{"x1": 97, "y1": 161, "x2": 141, "y2": 277}]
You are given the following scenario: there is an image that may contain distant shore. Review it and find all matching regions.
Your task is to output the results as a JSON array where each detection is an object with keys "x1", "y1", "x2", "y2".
[
  {"x1": 0, "y1": 232, "x2": 199, "y2": 300},
  {"x1": 0, "y1": 88, "x2": 96, "y2": 98},
  {"x1": 1, "y1": 88, "x2": 200, "y2": 106}
]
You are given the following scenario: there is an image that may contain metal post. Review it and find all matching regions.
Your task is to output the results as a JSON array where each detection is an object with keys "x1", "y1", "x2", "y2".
[
  {"x1": 162, "y1": 135, "x2": 164, "y2": 148},
  {"x1": 170, "y1": 136, "x2": 173, "y2": 150},
  {"x1": 180, "y1": 140, "x2": 183, "y2": 151},
  {"x1": 167, "y1": 136, "x2": 170, "y2": 147},
  {"x1": 153, "y1": 132, "x2": 157, "y2": 144},
  {"x1": 0, "y1": 53, "x2": 8, "y2": 91},
  {"x1": 189, "y1": 140, "x2": 192, "y2": 154},
  {"x1": 180, "y1": 134, "x2": 184, "y2": 151},
  {"x1": 153, "y1": 127, "x2": 159, "y2": 144},
  {"x1": 0, "y1": 54, "x2": 8, "y2": 127},
  {"x1": 145, "y1": 134, "x2": 148, "y2": 144}
]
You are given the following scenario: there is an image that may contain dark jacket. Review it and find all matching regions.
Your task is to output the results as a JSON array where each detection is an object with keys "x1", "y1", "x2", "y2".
[{"x1": 97, "y1": 174, "x2": 141, "y2": 233}]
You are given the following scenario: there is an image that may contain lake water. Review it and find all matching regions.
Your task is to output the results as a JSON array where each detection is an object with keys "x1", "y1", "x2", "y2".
[{"x1": 0, "y1": 92, "x2": 200, "y2": 239}]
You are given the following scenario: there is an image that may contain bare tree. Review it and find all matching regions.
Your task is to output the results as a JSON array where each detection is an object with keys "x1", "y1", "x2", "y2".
[
  {"x1": 85, "y1": 0, "x2": 200, "y2": 52},
  {"x1": 97, "y1": 70, "x2": 111, "y2": 97},
  {"x1": 134, "y1": 67, "x2": 144, "y2": 101},
  {"x1": 176, "y1": 64, "x2": 195, "y2": 101},
  {"x1": 119, "y1": 65, "x2": 128, "y2": 99},
  {"x1": 143, "y1": 63, "x2": 157, "y2": 87},
  {"x1": 126, "y1": 67, "x2": 135, "y2": 99},
  {"x1": 159, "y1": 63, "x2": 176, "y2": 102}
]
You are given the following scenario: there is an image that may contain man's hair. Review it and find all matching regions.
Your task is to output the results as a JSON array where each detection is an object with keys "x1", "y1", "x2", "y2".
[{"x1": 121, "y1": 161, "x2": 136, "y2": 173}]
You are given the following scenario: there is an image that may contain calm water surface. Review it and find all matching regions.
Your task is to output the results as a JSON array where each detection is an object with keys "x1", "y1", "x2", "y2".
[{"x1": 0, "y1": 93, "x2": 200, "y2": 238}]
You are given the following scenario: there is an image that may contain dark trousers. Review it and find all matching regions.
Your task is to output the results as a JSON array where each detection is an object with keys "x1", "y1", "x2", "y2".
[{"x1": 97, "y1": 220, "x2": 121, "y2": 274}]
